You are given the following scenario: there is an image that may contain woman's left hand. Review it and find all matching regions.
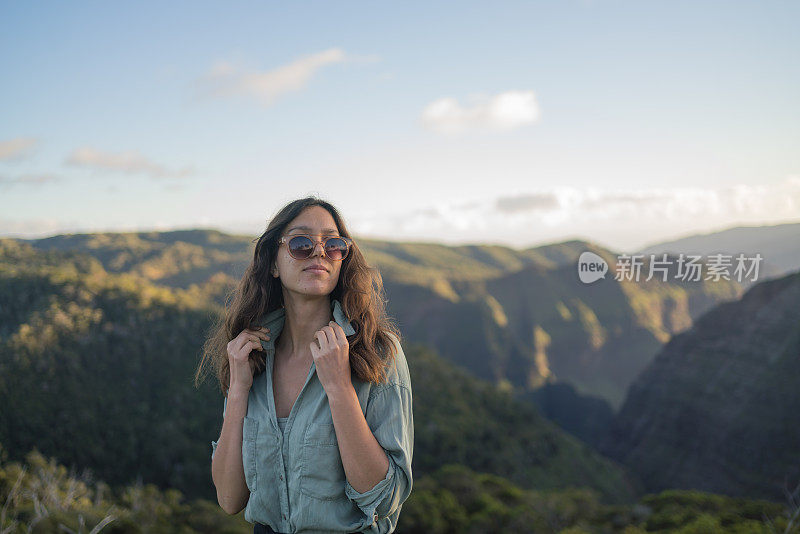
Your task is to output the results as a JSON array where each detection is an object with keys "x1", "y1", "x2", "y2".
[{"x1": 310, "y1": 320, "x2": 353, "y2": 396}]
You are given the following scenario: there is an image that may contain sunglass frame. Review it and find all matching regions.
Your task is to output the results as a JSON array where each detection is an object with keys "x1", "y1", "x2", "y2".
[{"x1": 278, "y1": 234, "x2": 354, "y2": 261}]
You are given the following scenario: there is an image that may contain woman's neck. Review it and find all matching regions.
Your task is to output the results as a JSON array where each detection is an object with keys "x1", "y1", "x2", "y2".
[{"x1": 277, "y1": 295, "x2": 333, "y2": 362}]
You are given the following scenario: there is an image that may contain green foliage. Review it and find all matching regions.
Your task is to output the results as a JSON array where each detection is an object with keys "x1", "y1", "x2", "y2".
[
  {"x1": 0, "y1": 445, "x2": 250, "y2": 533},
  {"x1": 640, "y1": 489, "x2": 791, "y2": 533},
  {"x1": 409, "y1": 341, "x2": 640, "y2": 504},
  {"x1": 397, "y1": 464, "x2": 800, "y2": 533},
  {"x1": 0, "y1": 240, "x2": 223, "y2": 500},
  {"x1": 2, "y1": 446, "x2": 797, "y2": 533}
]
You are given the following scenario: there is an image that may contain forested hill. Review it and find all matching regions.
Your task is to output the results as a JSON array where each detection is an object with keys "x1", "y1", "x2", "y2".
[
  {"x1": 0, "y1": 238, "x2": 638, "y2": 504},
  {"x1": 16, "y1": 230, "x2": 744, "y2": 410}
]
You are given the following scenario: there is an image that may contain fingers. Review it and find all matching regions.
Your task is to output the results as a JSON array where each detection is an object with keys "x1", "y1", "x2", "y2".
[
  {"x1": 232, "y1": 339, "x2": 260, "y2": 361},
  {"x1": 327, "y1": 321, "x2": 347, "y2": 344},
  {"x1": 233, "y1": 336, "x2": 254, "y2": 353},
  {"x1": 324, "y1": 322, "x2": 349, "y2": 347},
  {"x1": 233, "y1": 327, "x2": 270, "y2": 353},
  {"x1": 313, "y1": 330, "x2": 328, "y2": 350},
  {"x1": 229, "y1": 338, "x2": 265, "y2": 362},
  {"x1": 247, "y1": 338, "x2": 265, "y2": 351},
  {"x1": 313, "y1": 323, "x2": 347, "y2": 350}
]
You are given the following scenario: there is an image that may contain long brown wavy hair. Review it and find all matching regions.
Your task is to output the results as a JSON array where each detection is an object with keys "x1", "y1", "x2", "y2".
[{"x1": 194, "y1": 196, "x2": 402, "y2": 396}]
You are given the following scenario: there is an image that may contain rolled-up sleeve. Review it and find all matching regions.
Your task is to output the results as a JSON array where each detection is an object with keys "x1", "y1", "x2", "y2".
[{"x1": 344, "y1": 382, "x2": 414, "y2": 522}]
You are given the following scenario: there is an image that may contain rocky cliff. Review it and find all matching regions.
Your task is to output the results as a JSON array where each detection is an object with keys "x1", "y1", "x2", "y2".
[{"x1": 601, "y1": 269, "x2": 800, "y2": 501}]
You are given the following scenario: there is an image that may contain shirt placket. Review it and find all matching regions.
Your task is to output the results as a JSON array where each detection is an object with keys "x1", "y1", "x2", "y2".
[
  {"x1": 276, "y1": 424, "x2": 290, "y2": 528},
  {"x1": 262, "y1": 341, "x2": 290, "y2": 531},
  {"x1": 270, "y1": 358, "x2": 318, "y2": 533}
]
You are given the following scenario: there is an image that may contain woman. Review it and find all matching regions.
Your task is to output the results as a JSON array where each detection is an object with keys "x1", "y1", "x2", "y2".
[{"x1": 197, "y1": 196, "x2": 413, "y2": 534}]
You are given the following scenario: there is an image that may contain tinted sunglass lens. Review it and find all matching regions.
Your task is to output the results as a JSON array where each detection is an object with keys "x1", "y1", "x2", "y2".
[
  {"x1": 288, "y1": 236, "x2": 314, "y2": 259},
  {"x1": 324, "y1": 237, "x2": 348, "y2": 260},
  {"x1": 286, "y1": 235, "x2": 349, "y2": 260}
]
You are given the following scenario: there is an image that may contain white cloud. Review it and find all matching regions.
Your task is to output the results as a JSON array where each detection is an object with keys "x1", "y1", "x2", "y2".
[
  {"x1": 351, "y1": 176, "x2": 800, "y2": 251},
  {"x1": 65, "y1": 147, "x2": 193, "y2": 178},
  {"x1": 420, "y1": 90, "x2": 540, "y2": 134},
  {"x1": 0, "y1": 138, "x2": 38, "y2": 161},
  {"x1": 201, "y1": 48, "x2": 354, "y2": 106}
]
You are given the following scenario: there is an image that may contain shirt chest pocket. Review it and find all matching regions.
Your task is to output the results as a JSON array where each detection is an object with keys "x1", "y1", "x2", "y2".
[
  {"x1": 242, "y1": 416, "x2": 259, "y2": 492},
  {"x1": 299, "y1": 422, "x2": 347, "y2": 501}
]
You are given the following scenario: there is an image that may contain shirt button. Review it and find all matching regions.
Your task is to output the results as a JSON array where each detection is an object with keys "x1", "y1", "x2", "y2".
[{"x1": 279, "y1": 474, "x2": 283, "y2": 480}]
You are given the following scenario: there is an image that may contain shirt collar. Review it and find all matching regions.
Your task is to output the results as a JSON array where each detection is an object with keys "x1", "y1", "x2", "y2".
[{"x1": 255, "y1": 298, "x2": 356, "y2": 354}]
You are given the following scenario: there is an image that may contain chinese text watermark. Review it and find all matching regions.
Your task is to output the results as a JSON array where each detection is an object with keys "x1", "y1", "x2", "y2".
[{"x1": 578, "y1": 252, "x2": 763, "y2": 284}]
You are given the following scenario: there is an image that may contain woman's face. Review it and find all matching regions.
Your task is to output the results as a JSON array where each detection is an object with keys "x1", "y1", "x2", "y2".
[{"x1": 272, "y1": 205, "x2": 343, "y2": 299}]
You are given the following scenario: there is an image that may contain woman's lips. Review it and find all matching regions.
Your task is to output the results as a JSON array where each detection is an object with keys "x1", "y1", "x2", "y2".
[{"x1": 304, "y1": 267, "x2": 327, "y2": 273}]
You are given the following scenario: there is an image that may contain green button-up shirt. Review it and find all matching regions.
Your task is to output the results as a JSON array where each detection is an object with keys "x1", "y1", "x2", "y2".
[{"x1": 211, "y1": 299, "x2": 414, "y2": 533}]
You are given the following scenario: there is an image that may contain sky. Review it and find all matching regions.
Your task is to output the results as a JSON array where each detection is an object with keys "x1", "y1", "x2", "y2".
[{"x1": 1, "y1": 0, "x2": 798, "y2": 253}]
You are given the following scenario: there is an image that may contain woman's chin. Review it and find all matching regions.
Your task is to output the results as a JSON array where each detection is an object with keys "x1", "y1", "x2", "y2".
[{"x1": 293, "y1": 284, "x2": 336, "y2": 296}]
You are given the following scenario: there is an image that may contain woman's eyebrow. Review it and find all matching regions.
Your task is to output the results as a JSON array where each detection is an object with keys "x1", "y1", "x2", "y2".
[{"x1": 286, "y1": 225, "x2": 339, "y2": 234}]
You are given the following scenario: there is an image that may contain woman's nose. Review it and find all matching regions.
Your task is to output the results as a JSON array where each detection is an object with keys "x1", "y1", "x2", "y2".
[{"x1": 310, "y1": 241, "x2": 326, "y2": 257}]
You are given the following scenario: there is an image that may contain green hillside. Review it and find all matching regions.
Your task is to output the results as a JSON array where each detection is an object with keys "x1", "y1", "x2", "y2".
[
  {"x1": 0, "y1": 238, "x2": 635, "y2": 505},
  {"x1": 408, "y1": 341, "x2": 640, "y2": 503},
  {"x1": 14, "y1": 231, "x2": 744, "y2": 410}
]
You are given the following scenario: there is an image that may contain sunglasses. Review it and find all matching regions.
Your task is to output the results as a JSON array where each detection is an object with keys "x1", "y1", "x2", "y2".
[{"x1": 278, "y1": 234, "x2": 353, "y2": 261}]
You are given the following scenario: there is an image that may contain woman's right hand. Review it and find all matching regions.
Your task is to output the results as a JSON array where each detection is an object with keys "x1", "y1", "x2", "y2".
[{"x1": 227, "y1": 326, "x2": 270, "y2": 394}]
